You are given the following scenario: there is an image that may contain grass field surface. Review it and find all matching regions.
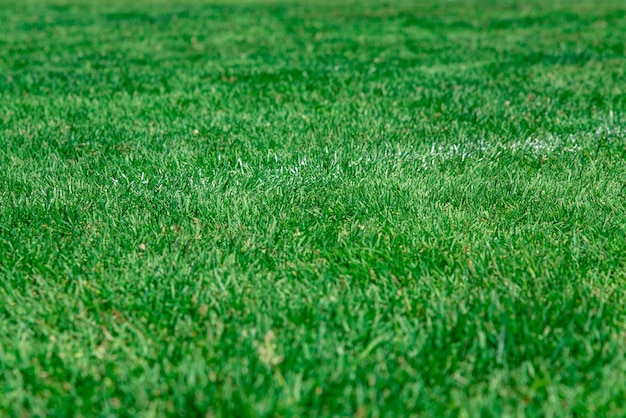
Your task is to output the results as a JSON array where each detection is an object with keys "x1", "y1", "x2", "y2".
[{"x1": 1, "y1": 0, "x2": 626, "y2": 416}]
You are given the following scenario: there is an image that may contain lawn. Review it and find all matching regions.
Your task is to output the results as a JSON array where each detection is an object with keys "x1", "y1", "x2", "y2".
[{"x1": 1, "y1": 0, "x2": 626, "y2": 416}]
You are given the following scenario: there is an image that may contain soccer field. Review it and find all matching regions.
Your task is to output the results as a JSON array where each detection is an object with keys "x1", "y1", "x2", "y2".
[{"x1": 1, "y1": 0, "x2": 626, "y2": 416}]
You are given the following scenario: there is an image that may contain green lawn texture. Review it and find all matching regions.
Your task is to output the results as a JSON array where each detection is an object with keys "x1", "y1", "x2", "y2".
[{"x1": 1, "y1": 0, "x2": 626, "y2": 416}]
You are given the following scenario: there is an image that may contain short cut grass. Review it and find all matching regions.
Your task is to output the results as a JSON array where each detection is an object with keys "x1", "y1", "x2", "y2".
[{"x1": 1, "y1": 0, "x2": 626, "y2": 416}]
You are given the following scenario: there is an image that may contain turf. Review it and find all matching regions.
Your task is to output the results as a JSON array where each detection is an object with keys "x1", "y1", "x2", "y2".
[{"x1": 1, "y1": 0, "x2": 626, "y2": 416}]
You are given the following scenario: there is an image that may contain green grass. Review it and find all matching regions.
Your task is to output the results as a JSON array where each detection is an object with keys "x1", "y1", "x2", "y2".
[{"x1": 1, "y1": 0, "x2": 626, "y2": 416}]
